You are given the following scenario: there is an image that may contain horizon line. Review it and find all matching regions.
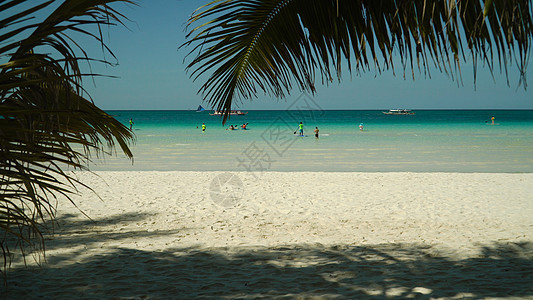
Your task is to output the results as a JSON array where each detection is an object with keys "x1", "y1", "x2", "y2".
[{"x1": 102, "y1": 108, "x2": 533, "y2": 111}]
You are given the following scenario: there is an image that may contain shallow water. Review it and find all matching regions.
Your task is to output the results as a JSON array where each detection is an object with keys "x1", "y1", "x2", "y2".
[{"x1": 92, "y1": 110, "x2": 533, "y2": 172}]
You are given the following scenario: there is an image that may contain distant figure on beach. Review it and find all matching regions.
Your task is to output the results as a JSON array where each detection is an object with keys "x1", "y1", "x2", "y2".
[
  {"x1": 359, "y1": 123, "x2": 364, "y2": 131},
  {"x1": 227, "y1": 125, "x2": 235, "y2": 130},
  {"x1": 241, "y1": 123, "x2": 248, "y2": 130},
  {"x1": 296, "y1": 122, "x2": 304, "y2": 136},
  {"x1": 202, "y1": 123, "x2": 206, "y2": 132},
  {"x1": 491, "y1": 116, "x2": 495, "y2": 125},
  {"x1": 129, "y1": 118, "x2": 134, "y2": 130},
  {"x1": 314, "y1": 127, "x2": 319, "y2": 139}
]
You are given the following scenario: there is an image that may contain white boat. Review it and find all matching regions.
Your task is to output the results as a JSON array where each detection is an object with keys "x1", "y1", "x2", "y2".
[
  {"x1": 382, "y1": 109, "x2": 415, "y2": 115},
  {"x1": 210, "y1": 110, "x2": 248, "y2": 116}
]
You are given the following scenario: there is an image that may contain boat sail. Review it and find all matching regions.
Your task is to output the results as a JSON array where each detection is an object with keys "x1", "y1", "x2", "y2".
[{"x1": 196, "y1": 105, "x2": 205, "y2": 112}]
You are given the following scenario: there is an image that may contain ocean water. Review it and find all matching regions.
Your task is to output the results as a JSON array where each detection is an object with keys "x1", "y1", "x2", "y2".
[{"x1": 92, "y1": 110, "x2": 533, "y2": 172}]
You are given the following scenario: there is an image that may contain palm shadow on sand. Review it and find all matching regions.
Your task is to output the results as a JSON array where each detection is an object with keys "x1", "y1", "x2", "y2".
[{"x1": 2, "y1": 213, "x2": 532, "y2": 299}]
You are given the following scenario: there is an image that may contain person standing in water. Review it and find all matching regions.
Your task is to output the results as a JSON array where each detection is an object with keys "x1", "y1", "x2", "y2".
[
  {"x1": 314, "y1": 127, "x2": 319, "y2": 139},
  {"x1": 297, "y1": 122, "x2": 304, "y2": 136},
  {"x1": 202, "y1": 123, "x2": 206, "y2": 132},
  {"x1": 359, "y1": 123, "x2": 364, "y2": 131},
  {"x1": 129, "y1": 118, "x2": 134, "y2": 130},
  {"x1": 491, "y1": 116, "x2": 495, "y2": 125}
]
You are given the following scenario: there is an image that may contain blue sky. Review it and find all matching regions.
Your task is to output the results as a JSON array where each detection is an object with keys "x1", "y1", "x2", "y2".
[{"x1": 82, "y1": 0, "x2": 532, "y2": 110}]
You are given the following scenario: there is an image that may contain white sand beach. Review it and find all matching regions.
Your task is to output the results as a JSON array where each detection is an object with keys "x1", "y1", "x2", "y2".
[{"x1": 3, "y1": 171, "x2": 533, "y2": 299}]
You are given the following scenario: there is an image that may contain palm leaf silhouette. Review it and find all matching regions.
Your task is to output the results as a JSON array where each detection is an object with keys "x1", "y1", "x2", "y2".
[
  {"x1": 183, "y1": 0, "x2": 532, "y2": 123},
  {"x1": 1, "y1": 0, "x2": 135, "y2": 275}
]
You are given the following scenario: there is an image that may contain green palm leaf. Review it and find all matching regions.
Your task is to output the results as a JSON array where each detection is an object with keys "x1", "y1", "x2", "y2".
[
  {"x1": 184, "y1": 0, "x2": 533, "y2": 123},
  {"x1": 1, "y1": 0, "x2": 135, "y2": 275}
]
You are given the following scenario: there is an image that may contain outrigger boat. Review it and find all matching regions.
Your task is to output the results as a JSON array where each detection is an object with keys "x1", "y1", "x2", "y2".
[
  {"x1": 382, "y1": 109, "x2": 415, "y2": 115},
  {"x1": 210, "y1": 110, "x2": 248, "y2": 116}
]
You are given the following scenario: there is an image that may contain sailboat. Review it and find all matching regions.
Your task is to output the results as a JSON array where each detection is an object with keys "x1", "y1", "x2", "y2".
[{"x1": 196, "y1": 105, "x2": 205, "y2": 112}]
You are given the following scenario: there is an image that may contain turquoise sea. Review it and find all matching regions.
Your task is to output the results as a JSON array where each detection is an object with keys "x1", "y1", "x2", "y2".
[{"x1": 94, "y1": 110, "x2": 533, "y2": 173}]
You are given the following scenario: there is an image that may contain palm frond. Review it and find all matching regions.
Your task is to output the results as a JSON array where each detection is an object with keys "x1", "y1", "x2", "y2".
[
  {"x1": 1, "y1": 0, "x2": 135, "y2": 276},
  {"x1": 183, "y1": 0, "x2": 533, "y2": 123}
]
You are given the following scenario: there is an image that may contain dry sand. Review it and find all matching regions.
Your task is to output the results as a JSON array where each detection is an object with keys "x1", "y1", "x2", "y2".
[{"x1": 3, "y1": 171, "x2": 533, "y2": 299}]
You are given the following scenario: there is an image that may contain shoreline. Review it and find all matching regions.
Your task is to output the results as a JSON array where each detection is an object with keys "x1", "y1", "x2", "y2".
[
  {"x1": 4, "y1": 171, "x2": 533, "y2": 298},
  {"x1": 83, "y1": 169, "x2": 533, "y2": 173}
]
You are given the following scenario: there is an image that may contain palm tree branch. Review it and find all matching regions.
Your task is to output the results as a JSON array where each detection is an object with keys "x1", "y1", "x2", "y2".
[
  {"x1": 1, "y1": 0, "x2": 136, "y2": 275},
  {"x1": 184, "y1": 0, "x2": 533, "y2": 122}
]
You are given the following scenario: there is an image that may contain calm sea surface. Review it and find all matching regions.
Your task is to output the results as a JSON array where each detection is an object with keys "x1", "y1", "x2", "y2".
[{"x1": 92, "y1": 110, "x2": 533, "y2": 172}]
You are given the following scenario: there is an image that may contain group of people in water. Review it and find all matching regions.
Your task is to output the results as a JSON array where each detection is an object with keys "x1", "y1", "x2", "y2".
[
  {"x1": 129, "y1": 118, "x2": 364, "y2": 136},
  {"x1": 197, "y1": 121, "x2": 365, "y2": 139},
  {"x1": 226, "y1": 123, "x2": 248, "y2": 130},
  {"x1": 297, "y1": 122, "x2": 364, "y2": 139},
  {"x1": 295, "y1": 122, "x2": 320, "y2": 139},
  {"x1": 128, "y1": 118, "x2": 367, "y2": 136}
]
